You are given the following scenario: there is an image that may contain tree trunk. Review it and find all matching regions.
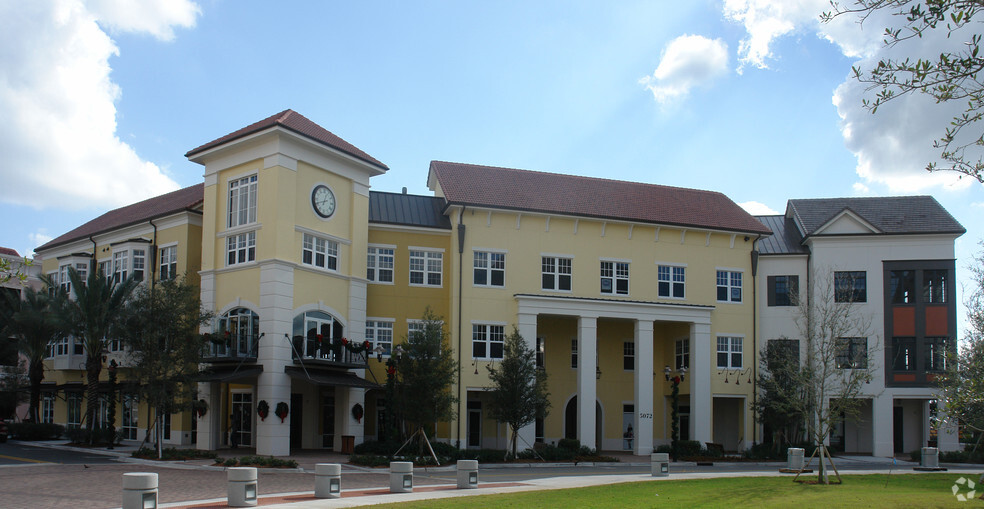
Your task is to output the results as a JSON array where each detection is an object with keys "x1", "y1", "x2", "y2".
[
  {"x1": 511, "y1": 428, "x2": 519, "y2": 458},
  {"x1": 85, "y1": 356, "x2": 101, "y2": 445},
  {"x1": 28, "y1": 359, "x2": 44, "y2": 423}
]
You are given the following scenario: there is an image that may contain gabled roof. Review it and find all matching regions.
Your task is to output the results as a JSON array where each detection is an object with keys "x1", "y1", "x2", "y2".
[
  {"x1": 369, "y1": 191, "x2": 452, "y2": 230},
  {"x1": 755, "y1": 215, "x2": 808, "y2": 255},
  {"x1": 428, "y1": 161, "x2": 771, "y2": 235},
  {"x1": 36, "y1": 184, "x2": 205, "y2": 253},
  {"x1": 0, "y1": 247, "x2": 19, "y2": 257},
  {"x1": 185, "y1": 109, "x2": 388, "y2": 171},
  {"x1": 787, "y1": 196, "x2": 965, "y2": 237}
]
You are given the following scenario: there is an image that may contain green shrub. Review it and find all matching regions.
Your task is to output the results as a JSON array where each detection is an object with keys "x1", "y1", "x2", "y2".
[
  {"x1": 671, "y1": 440, "x2": 702, "y2": 458},
  {"x1": 557, "y1": 438, "x2": 581, "y2": 451},
  {"x1": 65, "y1": 426, "x2": 118, "y2": 446},
  {"x1": 353, "y1": 440, "x2": 400, "y2": 456},
  {"x1": 219, "y1": 455, "x2": 298, "y2": 468},
  {"x1": 132, "y1": 447, "x2": 218, "y2": 461},
  {"x1": 940, "y1": 448, "x2": 984, "y2": 463},
  {"x1": 8, "y1": 422, "x2": 64, "y2": 440},
  {"x1": 909, "y1": 448, "x2": 922, "y2": 463},
  {"x1": 349, "y1": 454, "x2": 391, "y2": 467}
]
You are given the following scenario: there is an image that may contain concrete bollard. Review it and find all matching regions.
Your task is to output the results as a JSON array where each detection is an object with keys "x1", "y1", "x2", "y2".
[
  {"x1": 390, "y1": 461, "x2": 414, "y2": 493},
  {"x1": 922, "y1": 447, "x2": 939, "y2": 468},
  {"x1": 122, "y1": 472, "x2": 158, "y2": 509},
  {"x1": 787, "y1": 448, "x2": 805, "y2": 470},
  {"x1": 651, "y1": 453, "x2": 669, "y2": 477},
  {"x1": 227, "y1": 467, "x2": 258, "y2": 507},
  {"x1": 315, "y1": 463, "x2": 342, "y2": 499},
  {"x1": 456, "y1": 460, "x2": 479, "y2": 489}
]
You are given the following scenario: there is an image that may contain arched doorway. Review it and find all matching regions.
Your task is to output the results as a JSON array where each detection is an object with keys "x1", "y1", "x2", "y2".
[{"x1": 563, "y1": 396, "x2": 603, "y2": 449}]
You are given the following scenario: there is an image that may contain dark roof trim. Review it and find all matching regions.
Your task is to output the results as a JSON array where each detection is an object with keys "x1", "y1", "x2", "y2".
[
  {"x1": 38, "y1": 204, "x2": 203, "y2": 252},
  {"x1": 284, "y1": 366, "x2": 381, "y2": 389}
]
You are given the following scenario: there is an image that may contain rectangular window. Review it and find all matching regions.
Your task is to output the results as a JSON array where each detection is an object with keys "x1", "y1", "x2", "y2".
[
  {"x1": 301, "y1": 233, "x2": 338, "y2": 271},
  {"x1": 600, "y1": 260, "x2": 629, "y2": 295},
  {"x1": 890, "y1": 270, "x2": 915, "y2": 304},
  {"x1": 716, "y1": 270, "x2": 743, "y2": 302},
  {"x1": 366, "y1": 321, "x2": 393, "y2": 357},
  {"x1": 367, "y1": 246, "x2": 394, "y2": 283},
  {"x1": 73, "y1": 337, "x2": 84, "y2": 355},
  {"x1": 892, "y1": 337, "x2": 917, "y2": 371},
  {"x1": 472, "y1": 324, "x2": 505, "y2": 360},
  {"x1": 159, "y1": 245, "x2": 177, "y2": 281},
  {"x1": 41, "y1": 394, "x2": 54, "y2": 424},
  {"x1": 108, "y1": 338, "x2": 123, "y2": 352},
  {"x1": 99, "y1": 260, "x2": 112, "y2": 282},
  {"x1": 923, "y1": 270, "x2": 947, "y2": 303},
  {"x1": 834, "y1": 271, "x2": 867, "y2": 302},
  {"x1": 925, "y1": 337, "x2": 952, "y2": 372},
  {"x1": 658, "y1": 265, "x2": 685, "y2": 298},
  {"x1": 473, "y1": 251, "x2": 505, "y2": 287},
  {"x1": 767, "y1": 275, "x2": 799, "y2": 306},
  {"x1": 228, "y1": 174, "x2": 258, "y2": 228},
  {"x1": 55, "y1": 337, "x2": 68, "y2": 356},
  {"x1": 409, "y1": 250, "x2": 442, "y2": 286},
  {"x1": 408, "y1": 320, "x2": 425, "y2": 341},
  {"x1": 131, "y1": 249, "x2": 145, "y2": 282},
  {"x1": 836, "y1": 337, "x2": 868, "y2": 369},
  {"x1": 113, "y1": 251, "x2": 129, "y2": 283},
  {"x1": 227, "y1": 232, "x2": 256, "y2": 266},
  {"x1": 623, "y1": 341, "x2": 635, "y2": 370},
  {"x1": 59, "y1": 265, "x2": 71, "y2": 293},
  {"x1": 536, "y1": 337, "x2": 544, "y2": 369},
  {"x1": 542, "y1": 256, "x2": 572, "y2": 291},
  {"x1": 67, "y1": 393, "x2": 82, "y2": 428},
  {"x1": 716, "y1": 336, "x2": 742, "y2": 369},
  {"x1": 675, "y1": 339, "x2": 689, "y2": 370},
  {"x1": 571, "y1": 338, "x2": 578, "y2": 368},
  {"x1": 121, "y1": 393, "x2": 138, "y2": 440}
]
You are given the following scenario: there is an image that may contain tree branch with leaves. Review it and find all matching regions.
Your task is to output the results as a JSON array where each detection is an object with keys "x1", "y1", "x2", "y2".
[{"x1": 486, "y1": 327, "x2": 550, "y2": 458}]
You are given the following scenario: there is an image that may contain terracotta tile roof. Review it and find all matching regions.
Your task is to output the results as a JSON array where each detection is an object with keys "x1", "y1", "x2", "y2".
[
  {"x1": 787, "y1": 196, "x2": 965, "y2": 236},
  {"x1": 429, "y1": 161, "x2": 772, "y2": 234},
  {"x1": 0, "y1": 247, "x2": 19, "y2": 257},
  {"x1": 185, "y1": 109, "x2": 388, "y2": 171},
  {"x1": 36, "y1": 184, "x2": 204, "y2": 253}
]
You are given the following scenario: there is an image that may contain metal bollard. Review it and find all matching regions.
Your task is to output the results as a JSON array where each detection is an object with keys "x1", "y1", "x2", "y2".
[
  {"x1": 390, "y1": 461, "x2": 414, "y2": 493},
  {"x1": 122, "y1": 472, "x2": 158, "y2": 509},
  {"x1": 227, "y1": 467, "x2": 258, "y2": 507},
  {"x1": 651, "y1": 452, "x2": 669, "y2": 477},
  {"x1": 787, "y1": 448, "x2": 805, "y2": 470},
  {"x1": 315, "y1": 463, "x2": 342, "y2": 499},
  {"x1": 456, "y1": 460, "x2": 479, "y2": 489},
  {"x1": 922, "y1": 447, "x2": 939, "y2": 468}
]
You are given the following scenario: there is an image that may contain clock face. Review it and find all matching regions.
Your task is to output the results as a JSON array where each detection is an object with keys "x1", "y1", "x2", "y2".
[{"x1": 312, "y1": 185, "x2": 336, "y2": 218}]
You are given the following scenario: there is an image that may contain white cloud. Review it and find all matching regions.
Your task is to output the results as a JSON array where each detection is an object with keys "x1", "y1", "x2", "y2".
[
  {"x1": 641, "y1": 35, "x2": 728, "y2": 104},
  {"x1": 28, "y1": 232, "x2": 54, "y2": 256},
  {"x1": 0, "y1": 0, "x2": 199, "y2": 211},
  {"x1": 738, "y1": 201, "x2": 780, "y2": 215},
  {"x1": 852, "y1": 182, "x2": 870, "y2": 194},
  {"x1": 722, "y1": 0, "x2": 830, "y2": 72}
]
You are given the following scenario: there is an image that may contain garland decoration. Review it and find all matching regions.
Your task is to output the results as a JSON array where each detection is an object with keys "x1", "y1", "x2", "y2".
[
  {"x1": 257, "y1": 400, "x2": 270, "y2": 421},
  {"x1": 352, "y1": 403, "x2": 364, "y2": 423},
  {"x1": 275, "y1": 401, "x2": 290, "y2": 423}
]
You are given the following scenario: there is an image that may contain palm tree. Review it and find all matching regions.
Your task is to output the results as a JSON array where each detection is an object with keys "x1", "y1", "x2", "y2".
[
  {"x1": 61, "y1": 266, "x2": 138, "y2": 444},
  {"x1": 1, "y1": 287, "x2": 63, "y2": 423}
]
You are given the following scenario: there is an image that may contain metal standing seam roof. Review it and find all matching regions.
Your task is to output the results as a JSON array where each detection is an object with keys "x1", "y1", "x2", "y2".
[
  {"x1": 368, "y1": 191, "x2": 451, "y2": 229},
  {"x1": 35, "y1": 184, "x2": 205, "y2": 252},
  {"x1": 429, "y1": 161, "x2": 773, "y2": 235},
  {"x1": 185, "y1": 109, "x2": 389, "y2": 172},
  {"x1": 755, "y1": 215, "x2": 809, "y2": 255},
  {"x1": 787, "y1": 196, "x2": 965, "y2": 236}
]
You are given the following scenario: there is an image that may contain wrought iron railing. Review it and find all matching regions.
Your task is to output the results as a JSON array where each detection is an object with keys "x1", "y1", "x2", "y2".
[
  {"x1": 290, "y1": 335, "x2": 367, "y2": 367},
  {"x1": 204, "y1": 333, "x2": 259, "y2": 360}
]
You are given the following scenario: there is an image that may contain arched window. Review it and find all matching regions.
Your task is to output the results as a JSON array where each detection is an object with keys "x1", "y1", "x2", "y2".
[
  {"x1": 292, "y1": 311, "x2": 344, "y2": 360},
  {"x1": 216, "y1": 308, "x2": 259, "y2": 358}
]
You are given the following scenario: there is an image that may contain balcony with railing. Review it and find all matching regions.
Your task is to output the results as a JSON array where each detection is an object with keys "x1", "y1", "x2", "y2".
[
  {"x1": 204, "y1": 332, "x2": 259, "y2": 362},
  {"x1": 291, "y1": 335, "x2": 368, "y2": 369}
]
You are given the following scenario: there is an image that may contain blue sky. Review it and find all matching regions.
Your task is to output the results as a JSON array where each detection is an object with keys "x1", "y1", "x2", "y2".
[{"x1": 1, "y1": 0, "x2": 980, "y2": 311}]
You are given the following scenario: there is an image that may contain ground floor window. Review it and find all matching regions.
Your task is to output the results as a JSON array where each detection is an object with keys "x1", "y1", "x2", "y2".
[
  {"x1": 41, "y1": 393, "x2": 55, "y2": 424},
  {"x1": 121, "y1": 393, "x2": 138, "y2": 440},
  {"x1": 230, "y1": 392, "x2": 252, "y2": 447},
  {"x1": 67, "y1": 393, "x2": 82, "y2": 428}
]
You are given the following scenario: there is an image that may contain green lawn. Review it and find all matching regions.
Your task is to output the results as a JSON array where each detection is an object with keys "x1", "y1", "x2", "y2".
[{"x1": 376, "y1": 474, "x2": 983, "y2": 508}]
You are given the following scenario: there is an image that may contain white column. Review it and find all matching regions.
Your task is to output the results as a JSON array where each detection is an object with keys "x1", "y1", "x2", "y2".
[
  {"x1": 634, "y1": 319, "x2": 654, "y2": 455},
  {"x1": 937, "y1": 406, "x2": 960, "y2": 452},
  {"x1": 516, "y1": 312, "x2": 538, "y2": 452},
  {"x1": 871, "y1": 394, "x2": 894, "y2": 457},
  {"x1": 690, "y1": 322, "x2": 711, "y2": 444},
  {"x1": 578, "y1": 316, "x2": 598, "y2": 449},
  {"x1": 256, "y1": 262, "x2": 294, "y2": 457},
  {"x1": 196, "y1": 382, "x2": 221, "y2": 451},
  {"x1": 337, "y1": 387, "x2": 366, "y2": 448}
]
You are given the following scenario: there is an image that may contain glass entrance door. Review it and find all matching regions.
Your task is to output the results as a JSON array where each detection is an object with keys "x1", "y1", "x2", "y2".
[{"x1": 231, "y1": 392, "x2": 253, "y2": 447}]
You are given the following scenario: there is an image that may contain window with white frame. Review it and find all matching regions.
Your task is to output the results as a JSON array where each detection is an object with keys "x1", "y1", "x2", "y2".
[
  {"x1": 473, "y1": 251, "x2": 505, "y2": 287},
  {"x1": 113, "y1": 250, "x2": 129, "y2": 283},
  {"x1": 716, "y1": 270, "x2": 743, "y2": 303},
  {"x1": 409, "y1": 249, "x2": 442, "y2": 286},
  {"x1": 108, "y1": 337, "x2": 123, "y2": 352},
  {"x1": 159, "y1": 245, "x2": 178, "y2": 281},
  {"x1": 302, "y1": 233, "x2": 338, "y2": 271},
  {"x1": 623, "y1": 341, "x2": 634, "y2": 370},
  {"x1": 571, "y1": 338, "x2": 578, "y2": 368},
  {"x1": 472, "y1": 324, "x2": 505, "y2": 360},
  {"x1": 658, "y1": 265, "x2": 685, "y2": 299},
  {"x1": 227, "y1": 231, "x2": 256, "y2": 266},
  {"x1": 131, "y1": 249, "x2": 145, "y2": 281},
  {"x1": 600, "y1": 260, "x2": 629, "y2": 295},
  {"x1": 228, "y1": 174, "x2": 258, "y2": 228},
  {"x1": 542, "y1": 256, "x2": 572, "y2": 291},
  {"x1": 73, "y1": 337, "x2": 84, "y2": 355},
  {"x1": 99, "y1": 260, "x2": 112, "y2": 281},
  {"x1": 58, "y1": 261, "x2": 88, "y2": 294},
  {"x1": 67, "y1": 393, "x2": 82, "y2": 428},
  {"x1": 367, "y1": 246, "x2": 394, "y2": 283},
  {"x1": 54, "y1": 337, "x2": 68, "y2": 356},
  {"x1": 366, "y1": 320, "x2": 394, "y2": 357},
  {"x1": 408, "y1": 320, "x2": 426, "y2": 341},
  {"x1": 716, "y1": 336, "x2": 743, "y2": 368},
  {"x1": 41, "y1": 393, "x2": 54, "y2": 424},
  {"x1": 122, "y1": 393, "x2": 138, "y2": 440},
  {"x1": 675, "y1": 338, "x2": 689, "y2": 370}
]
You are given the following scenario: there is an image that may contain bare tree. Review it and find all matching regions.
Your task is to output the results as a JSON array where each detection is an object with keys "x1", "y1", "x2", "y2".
[{"x1": 795, "y1": 270, "x2": 878, "y2": 484}]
